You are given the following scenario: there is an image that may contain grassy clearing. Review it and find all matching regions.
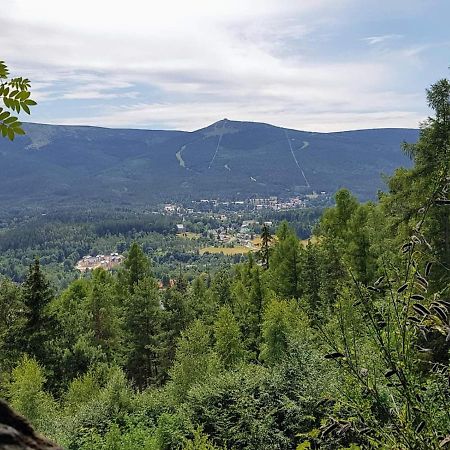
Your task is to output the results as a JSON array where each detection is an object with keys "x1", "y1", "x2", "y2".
[
  {"x1": 251, "y1": 236, "x2": 262, "y2": 247},
  {"x1": 252, "y1": 235, "x2": 317, "y2": 248},
  {"x1": 199, "y1": 235, "x2": 318, "y2": 256},
  {"x1": 199, "y1": 246, "x2": 252, "y2": 255},
  {"x1": 300, "y1": 235, "x2": 319, "y2": 247},
  {"x1": 177, "y1": 232, "x2": 201, "y2": 240}
]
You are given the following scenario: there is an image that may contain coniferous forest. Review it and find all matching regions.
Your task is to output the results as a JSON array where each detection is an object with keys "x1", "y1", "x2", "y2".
[{"x1": 1, "y1": 73, "x2": 450, "y2": 448}]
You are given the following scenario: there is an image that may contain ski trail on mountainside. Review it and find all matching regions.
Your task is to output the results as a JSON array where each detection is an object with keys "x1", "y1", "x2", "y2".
[
  {"x1": 284, "y1": 130, "x2": 310, "y2": 187},
  {"x1": 176, "y1": 144, "x2": 186, "y2": 168},
  {"x1": 208, "y1": 132, "x2": 223, "y2": 169}
]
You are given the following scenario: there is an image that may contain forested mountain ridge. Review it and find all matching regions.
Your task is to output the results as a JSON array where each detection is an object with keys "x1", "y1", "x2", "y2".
[{"x1": 0, "y1": 120, "x2": 418, "y2": 208}]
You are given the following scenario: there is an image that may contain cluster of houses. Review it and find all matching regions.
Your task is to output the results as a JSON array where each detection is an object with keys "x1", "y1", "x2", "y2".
[
  {"x1": 249, "y1": 196, "x2": 314, "y2": 210},
  {"x1": 207, "y1": 220, "x2": 273, "y2": 248},
  {"x1": 75, "y1": 253, "x2": 181, "y2": 291},
  {"x1": 160, "y1": 193, "x2": 328, "y2": 217},
  {"x1": 76, "y1": 253, "x2": 124, "y2": 272}
]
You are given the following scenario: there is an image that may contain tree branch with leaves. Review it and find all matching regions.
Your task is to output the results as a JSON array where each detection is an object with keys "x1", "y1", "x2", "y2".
[{"x1": 0, "y1": 60, "x2": 37, "y2": 140}]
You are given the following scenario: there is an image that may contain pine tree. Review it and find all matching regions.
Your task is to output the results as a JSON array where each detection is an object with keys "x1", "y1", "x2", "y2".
[
  {"x1": 319, "y1": 189, "x2": 359, "y2": 241},
  {"x1": 188, "y1": 275, "x2": 216, "y2": 323},
  {"x1": 248, "y1": 266, "x2": 264, "y2": 357},
  {"x1": 299, "y1": 241, "x2": 321, "y2": 318},
  {"x1": 20, "y1": 258, "x2": 54, "y2": 365},
  {"x1": 260, "y1": 297, "x2": 303, "y2": 365},
  {"x1": 159, "y1": 286, "x2": 193, "y2": 379},
  {"x1": 386, "y1": 78, "x2": 450, "y2": 287},
  {"x1": 86, "y1": 269, "x2": 122, "y2": 360},
  {"x1": 169, "y1": 320, "x2": 219, "y2": 401},
  {"x1": 276, "y1": 220, "x2": 291, "y2": 241},
  {"x1": 124, "y1": 276, "x2": 163, "y2": 388},
  {"x1": 174, "y1": 272, "x2": 188, "y2": 294},
  {"x1": 0, "y1": 277, "x2": 25, "y2": 372},
  {"x1": 209, "y1": 269, "x2": 232, "y2": 305},
  {"x1": 214, "y1": 306, "x2": 245, "y2": 369},
  {"x1": 346, "y1": 203, "x2": 375, "y2": 284},
  {"x1": 318, "y1": 238, "x2": 345, "y2": 315},
  {"x1": 121, "y1": 242, "x2": 152, "y2": 293},
  {"x1": 268, "y1": 223, "x2": 301, "y2": 299},
  {"x1": 259, "y1": 224, "x2": 272, "y2": 270}
]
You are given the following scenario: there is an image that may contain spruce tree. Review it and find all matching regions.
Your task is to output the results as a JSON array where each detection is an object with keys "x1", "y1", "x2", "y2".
[
  {"x1": 386, "y1": 78, "x2": 450, "y2": 287},
  {"x1": 299, "y1": 241, "x2": 321, "y2": 318},
  {"x1": 86, "y1": 269, "x2": 122, "y2": 360},
  {"x1": 268, "y1": 223, "x2": 301, "y2": 299},
  {"x1": 259, "y1": 224, "x2": 272, "y2": 270},
  {"x1": 159, "y1": 286, "x2": 193, "y2": 378},
  {"x1": 121, "y1": 242, "x2": 152, "y2": 293},
  {"x1": 20, "y1": 258, "x2": 54, "y2": 365},
  {"x1": 213, "y1": 306, "x2": 245, "y2": 369},
  {"x1": 248, "y1": 266, "x2": 264, "y2": 358},
  {"x1": 0, "y1": 277, "x2": 25, "y2": 371},
  {"x1": 210, "y1": 269, "x2": 232, "y2": 305},
  {"x1": 124, "y1": 276, "x2": 163, "y2": 388},
  {"x1": 188, "y1": 275, "x2": 215, "y2": 323},
  {"x1": 169, "y1": 320, "x2": 219, "y2": 401},
  {"x1": 260, "y1": 297, "x2": 303, "y2": 365}
]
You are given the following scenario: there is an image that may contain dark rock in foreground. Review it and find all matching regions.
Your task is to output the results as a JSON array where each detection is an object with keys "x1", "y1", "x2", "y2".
[{"x1": 0, "y1": 400, "x2": 61, "y2": 450}]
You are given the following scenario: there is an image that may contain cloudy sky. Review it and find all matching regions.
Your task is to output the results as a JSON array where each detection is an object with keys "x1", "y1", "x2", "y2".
[{"x1": 2, "y1": 0, "x2": 449, "y2": 131}]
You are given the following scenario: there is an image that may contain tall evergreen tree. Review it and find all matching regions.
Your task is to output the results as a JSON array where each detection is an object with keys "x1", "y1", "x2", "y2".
[
  {"x1": 214, "y1": 306, "x2": 245, "y2": 369},
  {"x1": 385, "y1": 78, "x2": 450, "y2": 287},
  {"x1": 248, "y1": 266, "x2": 265, "y2": 357},
  {"x1": 318, "y1": 238, "x2": 345, "y2": 315},
  {"x1": 121, "y1": 242, "x2": 152, "y2": 293},
  {"x1": 319, "y1": 188, "x2": 359, "y2": 241},
  {"x1": 0, "y1": 277, "x2": 24, "y2": 372},
  {"x1": 209, "y1": 268, "x2": 232, "y2": 305},
  {"x1": 124, "y1": 276, "x2": 163, "y2": 388},
  {"x1": 174, "y1": 272, "x2": 188, "y2": 294},
  {"x1": 299, "y1": 241, "x2": 321, "y2": 318},
  {"x1": 188, "y1": 275, "x2": 216, "y2": 323},
  {"x1": 169, "y1": 320, "x2": 219, "y2": 401},
  {"x1": 260, "y1": 297, "x2": 303, "y2": 365},
  {"x1": 259, "y1": 224, "x2": 272, "y2": 270},
  {"x1": 268, "y1": 223, "x2": 301, "y2": 299},
  {"x1": 160, "y1": 285, "x2": 193, "y2": 379},
  {"x1": 346, "y1": 203, "x2": 376, "y2": 284},
  {"x1": 86, "y1": 269, "x2": 122, "y2": 360},
  {"x1": 20, "y1": 258, "x2": 54, "y2": 365}
]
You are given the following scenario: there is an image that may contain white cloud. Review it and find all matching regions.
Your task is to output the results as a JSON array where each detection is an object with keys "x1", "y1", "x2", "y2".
[
  {"x1": 0, "y1": 0, "x2": 431, "y2": 130},
  {"x1": 363, "y1": 34, "x2": 403, "y2": 45},
  {"x1": 60, "y1": 91, "x2": 139, "y2": 100},
  {"x1": 47, "y1": 87, "x2": 423, "y2": 132}
]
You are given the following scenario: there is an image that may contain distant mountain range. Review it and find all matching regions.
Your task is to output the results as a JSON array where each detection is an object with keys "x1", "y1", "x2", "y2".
[{"x1": 0, "y1": 119, "x2": 419, "y2": 210}]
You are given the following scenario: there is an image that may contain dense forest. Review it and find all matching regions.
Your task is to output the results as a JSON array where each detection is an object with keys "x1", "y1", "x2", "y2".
[
  {"x1": 0, "y1": 79, "x2": 449, "y2": 449},
  {"x1": 0, "y1": 207, "x2": 320, "y2": 290}
]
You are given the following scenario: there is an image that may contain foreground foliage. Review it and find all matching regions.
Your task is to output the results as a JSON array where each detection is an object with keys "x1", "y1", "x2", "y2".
[{"x1": 0, "y1": 60, "x2": 37, "y2": 140}]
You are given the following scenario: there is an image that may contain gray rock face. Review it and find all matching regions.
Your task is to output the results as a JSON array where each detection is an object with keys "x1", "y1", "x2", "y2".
[{"x1": 0, "y1": 400, "x2": 61, "y2": 450}]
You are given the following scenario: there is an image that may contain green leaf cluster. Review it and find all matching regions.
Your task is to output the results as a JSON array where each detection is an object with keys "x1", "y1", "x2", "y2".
[{"x1": 0, "y1": 60, "x2": 37, "y2": 140}]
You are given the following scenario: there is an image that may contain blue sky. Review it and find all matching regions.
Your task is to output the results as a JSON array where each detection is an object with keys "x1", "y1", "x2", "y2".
[{"x1": 1, "y1": 0, "x2": 449, "y2": 131}]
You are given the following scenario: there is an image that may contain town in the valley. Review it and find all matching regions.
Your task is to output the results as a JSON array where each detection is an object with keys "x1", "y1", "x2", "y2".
[{"x1": 74, "y1": 193, "x2": 326, "y2": 273}]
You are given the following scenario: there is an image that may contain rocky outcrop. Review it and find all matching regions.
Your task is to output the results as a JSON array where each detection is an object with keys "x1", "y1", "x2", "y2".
[{"x1": 0, "y1": 400, "x2": 61, "y2": 450}]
